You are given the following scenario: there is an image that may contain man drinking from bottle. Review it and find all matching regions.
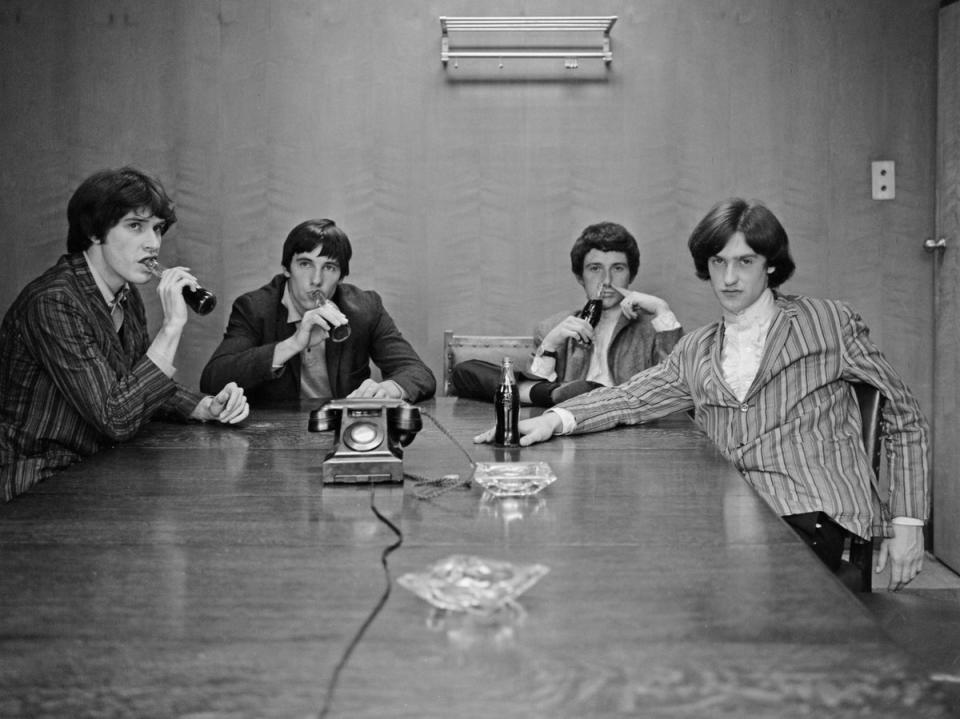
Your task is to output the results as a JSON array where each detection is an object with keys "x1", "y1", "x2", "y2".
[
  {"x1": 452, "y1": 221, "x2": 682, "y2": 406},
  {"x1": 0, "y1": 166, "x2": 249, "y2": 501}
]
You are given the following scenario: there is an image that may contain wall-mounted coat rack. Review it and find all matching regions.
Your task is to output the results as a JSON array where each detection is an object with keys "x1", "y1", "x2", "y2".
[{"x1": 440, "y1": 16, "x2": 617, "y2": 68}]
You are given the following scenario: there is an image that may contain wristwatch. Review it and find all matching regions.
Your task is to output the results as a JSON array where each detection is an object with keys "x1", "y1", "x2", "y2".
[{"x1": 537, "y1": 348, "x2": 558, "y2": 359}]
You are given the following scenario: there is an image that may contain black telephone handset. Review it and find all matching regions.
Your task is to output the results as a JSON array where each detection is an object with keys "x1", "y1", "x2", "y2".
[{"x1": 308, "y1": 398, "x2": 422, "y2": 484}]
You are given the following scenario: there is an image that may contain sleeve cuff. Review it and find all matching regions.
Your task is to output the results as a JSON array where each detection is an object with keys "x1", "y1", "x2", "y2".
[
  {"x1": 528, "y1": 354, "x2": 558, "y2": 382},
  {"x1": 651, "y1": 310, "x2": 681, "y2": 332},
  {"x1": 548, "y1": 407, "x2": 576, "y2": 434},
  {"x1": 891, "y1": 516, "x2": 925, "y2": 526}
]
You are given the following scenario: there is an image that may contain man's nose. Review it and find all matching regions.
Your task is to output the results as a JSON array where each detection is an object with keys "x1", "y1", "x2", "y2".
[{"x1": 723, "y1": 263, "x2": 738, "y2": 285}]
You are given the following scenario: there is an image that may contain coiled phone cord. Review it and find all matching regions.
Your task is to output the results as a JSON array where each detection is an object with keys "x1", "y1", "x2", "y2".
[{"x1": 404, "y1": 408, "x2": 476, "y2": 499}]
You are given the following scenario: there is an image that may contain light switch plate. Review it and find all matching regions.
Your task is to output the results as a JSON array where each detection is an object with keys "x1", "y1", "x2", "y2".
[{"x1": 872, "y1": 161, "x2": 895, "y2": 200}]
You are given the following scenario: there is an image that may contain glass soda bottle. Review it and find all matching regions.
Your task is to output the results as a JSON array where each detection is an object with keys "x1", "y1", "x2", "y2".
[
  {"x1": 494, "y1": 356, "x2": 520, "y2": 447},
  {"x1": 144, "y1": 258, "x2": 218, "y2": 315},
  {"x1": 576, "y1": 287, "x2": 603, "y2": 346}
]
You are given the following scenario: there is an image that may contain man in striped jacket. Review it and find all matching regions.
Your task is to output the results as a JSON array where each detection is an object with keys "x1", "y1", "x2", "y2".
[
  {"x1": 475, "y1": 198, "x2": 929, "y2": 591},
  {"x1": 0, "y1": 167, "x2": 249, "y2": 501}
]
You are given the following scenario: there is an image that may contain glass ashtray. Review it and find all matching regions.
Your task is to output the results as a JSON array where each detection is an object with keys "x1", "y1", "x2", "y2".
[
  {"x1": 472, "y1": 461, "x2": 558, "y2": 497},
  {"x1": 397, "y1": 554, "x2": 550, "y2": 614}
]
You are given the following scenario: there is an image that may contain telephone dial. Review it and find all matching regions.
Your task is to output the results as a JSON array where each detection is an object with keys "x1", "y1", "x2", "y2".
[{"x1": 308, "y1": 398, "x2": 422, "y2": 484}]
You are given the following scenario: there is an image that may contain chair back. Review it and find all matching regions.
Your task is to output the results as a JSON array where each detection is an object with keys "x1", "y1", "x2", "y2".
[
  {"x1": 442, "y1": 330, "x2": 536, "y2": 396},
  {"x1": 853, "y1": 381, "x2": 884, "y2": 478},
  {"x1": 847, "y1": 381, "x2": 886, "y2": 592}
]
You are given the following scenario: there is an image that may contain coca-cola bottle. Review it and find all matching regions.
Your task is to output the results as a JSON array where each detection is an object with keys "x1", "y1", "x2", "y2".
[
  {"x1": 144, "y1": 258, "x2": 218, "y2": 315},
  {"x1": 494, "y1": 356, "x2": 520, "y2": 447},
  {"x1": 576, "y1": 288, "x2": 603, "y2": 346}
]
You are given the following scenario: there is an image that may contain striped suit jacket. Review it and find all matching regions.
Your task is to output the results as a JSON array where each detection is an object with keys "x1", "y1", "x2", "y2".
[
  {"x1": 0, "y1": 253, "x2": 203, "y2": 501},
  {"x1": 555, "y1": 293, "x2": 929, "y2": 539}
]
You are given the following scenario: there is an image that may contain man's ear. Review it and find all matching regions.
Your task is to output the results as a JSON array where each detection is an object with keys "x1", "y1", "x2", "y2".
[{"x1": 767, "y1": 266, "x2": 775, "y2": 274}]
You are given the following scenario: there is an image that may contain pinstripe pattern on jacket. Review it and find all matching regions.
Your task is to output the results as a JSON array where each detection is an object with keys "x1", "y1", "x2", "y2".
[
  {"x1": 554, "y1": 293, "x2": 929, "y2": 539},
  {"x1": 0, "y1": 253, "x2": 203, "y2": 501}
]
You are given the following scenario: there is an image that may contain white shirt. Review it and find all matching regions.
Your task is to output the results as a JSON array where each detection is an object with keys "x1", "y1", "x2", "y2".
[
  {"x1": 584, "y1": 309, "x2": 619, "y2": 386},
  {"x1": 720, "y1": 288, "x2": 777, "y2": 401}
]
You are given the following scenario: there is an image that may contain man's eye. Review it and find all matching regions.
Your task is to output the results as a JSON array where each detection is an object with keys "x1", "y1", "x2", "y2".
[
  {"x1": 324, "y1": 264, "x2": 339, "y2": 272},
  {"x1": 741, "y1": 258, "x2": 754, "y2": 266},
  {"x1": 709, "y1": 257, "x2": 723, "y2": 266}
]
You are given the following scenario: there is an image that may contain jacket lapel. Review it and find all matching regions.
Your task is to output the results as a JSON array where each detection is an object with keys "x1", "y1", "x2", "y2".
[
  {"x1": 707, "y1": 321, "x2": 739, "y2": 403},
  {"x1": 743, "y1": 299, "x2": 795, "y2": 400}
]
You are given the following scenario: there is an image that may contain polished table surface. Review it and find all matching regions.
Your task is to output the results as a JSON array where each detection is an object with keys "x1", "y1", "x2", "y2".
[{"x1": 0, "y1": 398, "x2": 952, "y2": 718}]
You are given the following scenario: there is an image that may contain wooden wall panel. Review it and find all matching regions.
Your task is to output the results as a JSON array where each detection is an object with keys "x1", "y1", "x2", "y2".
[{"x1": 0, "y1": 0, "x2": 940, "y2": 428}]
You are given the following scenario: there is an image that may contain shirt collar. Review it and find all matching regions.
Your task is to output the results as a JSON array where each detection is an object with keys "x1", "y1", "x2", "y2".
[
  {"x1": 722, "y1": 287, "x2": 777, "y2": 331},
  {"x1": 83, "y1": 250, "x2": 128, "y2": 308},
  {"x1": 281, "y1": 282, "x2": 304, "y2": 323}
]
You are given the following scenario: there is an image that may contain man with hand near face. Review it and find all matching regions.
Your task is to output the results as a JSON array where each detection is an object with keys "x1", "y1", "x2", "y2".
[
  {"x1": 0, "y1": 167, "x2": 249, "y2": 501},
  {"x1": 452, "y1": 221, "x2": 682, "y2": 406},
  {"x1": 475, "y1": 198, "x2": 929, "y2": 591},
  {"x1": 200, "y1": 219, "x2": 434, "y2": 407}
]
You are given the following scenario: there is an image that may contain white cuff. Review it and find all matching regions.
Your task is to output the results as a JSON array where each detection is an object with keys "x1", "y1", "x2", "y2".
[
  {"x1": 528, "y1": 354, "x2": 558, "y2": 382},
  {"x1": 891, "y1": 516, "x2": 924, "y2": 526},
  {"x1": 548, "y1": 407, "x2": 577, "y2": 434},
  {"x1": 651, "y1": 310, "x2": 681, "y2": 332}
]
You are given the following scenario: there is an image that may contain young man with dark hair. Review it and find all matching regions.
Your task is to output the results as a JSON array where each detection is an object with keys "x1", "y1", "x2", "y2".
[
  {"x1": 0, "y1": 167, "x2": 249, "y2": 501},
  {"x1": 452, "y1": 221, "x2": 682, "y2": 406},
  {"x1": 476, "y1": 199, "x2": 929, "y2": 591},
  {"x1": 200, "y1": 218, "x2": 435, "y2": 406}
]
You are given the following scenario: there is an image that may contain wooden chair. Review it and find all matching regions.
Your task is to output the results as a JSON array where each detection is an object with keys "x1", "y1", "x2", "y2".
[
  {"x1": 442, "y1": 330, "x2": 536, "y2": 396},
  {"x1": 846, "y1": 382, "x2": 886, "y2": 593}
]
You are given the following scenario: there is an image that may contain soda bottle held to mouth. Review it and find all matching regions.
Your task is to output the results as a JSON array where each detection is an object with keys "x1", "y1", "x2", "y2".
[
  {"x1": 144, "y1": 258, "x2": 217, "y2": 315},
  {"x1": 311, "y1": 290, "x2": 351, "y2": 343},
  {"x1": 575, "y1": 286, "x2": 604, "y2": 346}
]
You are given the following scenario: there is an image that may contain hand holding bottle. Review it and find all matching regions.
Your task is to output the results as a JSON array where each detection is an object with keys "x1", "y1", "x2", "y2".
[
  {"x1": 308, "y1": 290, "x2": 351, "y2": 343},
  {"x1": 144, "y1": 258, "x2": 217, "y2": 315}
]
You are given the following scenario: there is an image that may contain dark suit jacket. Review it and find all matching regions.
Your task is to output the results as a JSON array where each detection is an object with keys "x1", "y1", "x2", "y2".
[{"x1": 200, "y1": 275, "x2": 435, "y2": 406}]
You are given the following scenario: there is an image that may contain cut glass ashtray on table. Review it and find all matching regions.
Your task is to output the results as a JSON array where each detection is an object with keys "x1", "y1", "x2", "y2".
[
  {"x1": 471, "y1": 461, "x2": 558, "y2": 497},
  {"x1": 397, "y1": 554, "x2": 550, "y2": 614}
]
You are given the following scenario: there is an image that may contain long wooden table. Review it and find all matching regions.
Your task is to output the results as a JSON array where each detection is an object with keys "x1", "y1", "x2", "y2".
[{"x1": 0, "y1": 398, "x2": 952, "y2": 718}]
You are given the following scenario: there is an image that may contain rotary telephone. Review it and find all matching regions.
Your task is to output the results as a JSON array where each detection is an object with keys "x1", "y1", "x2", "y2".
[{"x1": 308, "y1": 398, "x2": 422, "y2": 484}]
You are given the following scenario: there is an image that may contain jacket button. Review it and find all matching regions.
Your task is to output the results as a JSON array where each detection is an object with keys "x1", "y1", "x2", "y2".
[{"x1": 740, "y1": 404, "x2": 749, "y2": 412}]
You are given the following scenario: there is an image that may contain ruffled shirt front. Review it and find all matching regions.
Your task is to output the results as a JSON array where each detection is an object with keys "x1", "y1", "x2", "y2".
[{"x1": 720, "y1": 289, "x2": 777, "y2": 401}]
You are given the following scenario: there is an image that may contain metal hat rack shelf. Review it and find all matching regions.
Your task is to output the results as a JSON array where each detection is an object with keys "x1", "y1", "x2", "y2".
[{"x1": 440, "y1": 16, "x2": 618, "y2": 68}]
